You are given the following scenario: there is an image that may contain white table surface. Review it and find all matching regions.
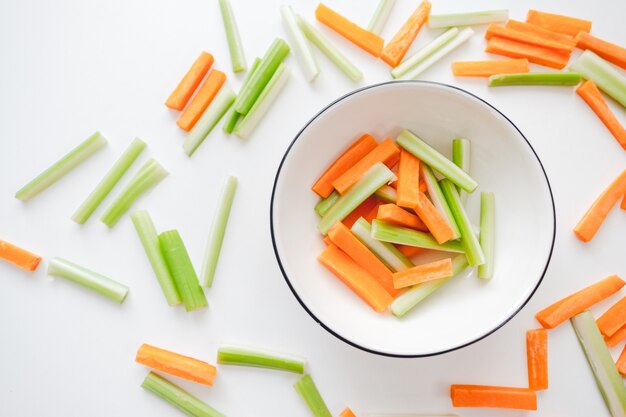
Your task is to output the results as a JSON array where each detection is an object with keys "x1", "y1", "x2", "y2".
[{"x1": 1, "y1": 0, "x2": 625, "y2": 416}]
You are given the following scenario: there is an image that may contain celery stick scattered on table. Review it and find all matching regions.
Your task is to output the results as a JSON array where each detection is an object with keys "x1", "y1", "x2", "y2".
[
  {"x1": 367, "y1": 0, "x2": 396, "y2": 35},
  {"x1": 223, "y1": 58, "x2": 261, "y2": 134},
  {"x1": 371, "y1": 219, "x2": 465, "y2": 253},
  {"x1": 570, "y1": 50, "x2": 626, "y2": 108},
  {"x1": 391, "y1": 27, "x2": 459, "y2": 79},
  {"x1": 281, "y1": 5, "x2": 319, "y2": 82},
  {"x1": 478, "y1": 192, "x2": 495, "y2": 279},
  {"x1": 217, "y1": 344, "x2": 306, "y2": 373},
  {"x1": 294, "y1": 374, "x2": 332, "y2": 417},
  {"x1": 351, "y1": 217, "x2": 413, "y2": 272},
  {"x1": 428, "y1": 9, "x2": 509, "y2": 28},
  {"x1": 218, "y1": 0, "x2": 246, "y2": 73},
  {"x1": 489, "y1": 72, "x2": 582, "y2": 86}
]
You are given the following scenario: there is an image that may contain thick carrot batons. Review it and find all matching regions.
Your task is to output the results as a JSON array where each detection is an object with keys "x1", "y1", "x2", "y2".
[
  {"x1": 485, "y1": 24, "x2": 574, "y2": 53},
  {"x1": 135, "y1": 343, "x2": 217, "y2": 386},
  {"x1": 165, "y1": 52, "x2": 214, "y2": 111},
  {"x1": 486, "y1": 36, "x2": 570, "y2": 69},
  {"x1": 576, "y1": 32, "x2": 626, "y2": 70},
  {"x1": 396, "y1": 149, "x2": 421, "y2": 208},
  {"x1": 617, "y1": 346, "x2": 626, "y2": 377},
  {"x1": 413, "y1": 192, "x2": 455, "y2": 244},
  {"x1": 392, "y1": 258, "x2": 452, "y2": 289},
  {"x1": 397, "y1": 244, "x2": 423, "y2": 258},
  {"x1": 380, "y1": 0, "x2": 431, "y2": 67},
  {"x1": 342, "y1": 196, "x2": 382, "y2": 229},
  {"x1": 576, "y1": 80, "x2": 626, "y2": 150},
  {"x1": 605, "y1": 324, "x2": 626, "y2": 348},
  {"x1": 506, "y1": 20, "x2": 576, "y2": 46},
  {"x1": 597, "y1": 296, "x2": 626, "y2": 337},
  {"x1": 451, "y1": 385, "x2": 537, "y2": 410},
  {"x1": 526, "y1": 329, "x2": 548, "y2": 390},
  {"x1": 340, "y1": 408, "x2": 357, "y2": 417},
  {"x1": 376, "y1": 204, "x2": 428, "y2": 232},
  {"x1": 177, "y1": 70, "x2": 227, "y2": 131},
  {"x1": 526, "y1": 9, "x2": 592, "y2": 37},
  {"x1": 452, "y1": 59, "x2": 530, "y2": 77},
  {"x1": 0, "y1": 239, "x2": 41, "y2": 271}
]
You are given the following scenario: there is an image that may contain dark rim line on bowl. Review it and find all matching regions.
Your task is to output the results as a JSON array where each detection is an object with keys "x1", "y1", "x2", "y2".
[{"x1": 270, "y1": 80, "x2": 556, "y2": 358}]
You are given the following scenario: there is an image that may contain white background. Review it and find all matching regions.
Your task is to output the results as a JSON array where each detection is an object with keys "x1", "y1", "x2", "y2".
[{"x1": 1, "y1": 0, "x2": 625, "y2": 416}]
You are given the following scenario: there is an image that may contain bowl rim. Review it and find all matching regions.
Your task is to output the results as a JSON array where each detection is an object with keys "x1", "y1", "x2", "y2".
[{"x1": 269, "y1": 80, "x2": 556, "y2": 358}]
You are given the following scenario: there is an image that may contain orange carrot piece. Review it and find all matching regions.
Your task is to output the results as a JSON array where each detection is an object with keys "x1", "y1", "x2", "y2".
[
  {"x1": 606, "y1": 324, "x2": 626, "y2": 347},
  {"x1": 526, "y1": 10, "x2": 592, "y2": 37},
  {"x1": 419, "y1": 176, "x2": 427, "y2": 193},
  {"x1": 485, "y1": 24, "x2": 575, "y2": 53},
  {"x1": 576, "y1": 80, "x2": 626, "y2": 150},
  {"x1": 364, "y1": 200, "x2": 383, "y2": 223},
  {"x1": 176, "y1": 69, "x2": 226, "y2": 131},
  {"x1": 312, "y1": 135, "x2": 378, "y2": 198},
  {"x1": 392, "y1": 258, "x2": 452, "y2": 289},
  {"x1": 506, "y1": 20, "x2": 576, "y2": 46},
  {"x1": 315, "y1": 4, "x2": 384, "y2": 57},
  {"x1": 323, "y1": 236, "x2": 332, "y2": 245},
  {"x1": 526, "y1": 329, "x2": 548, "y2": 390},
  {"x1": 342, "y1": 196, "x2": 381, "y2": 229},
  {"x1": 574, "y1": 170, "x2": 626, "y2": 242},
  {"x1": 339, "y1": 407, "x2": 357, "y2": 417},
  {"x1": 413, "y1": 192, "x2": 455, "y2": 244},
  {"x1": 397, "y1": 244, "x2": 423, "y2": 258},
  {"x1": 451, "y1": 385, "x2": 537, "y2": 410},
  {"x1": 536, "y1": 275, "x2": 626, "y2": 329},
  {"x1": 617, "y1": 345, "x2": 626, "y2": 376},
  {"x1": 0, "y1": 240, "x2": 41, "y2": 271},
  {"x1": 622, "y1": 192, "x2": 626, "y2": 210},
  {"x1": 135, "y1": 343, "x2": 216, "y2": 386},
  {"x1": 396, "y1": 149, "x2": 421, "y2": 208},
  {"x1": 165, "y1": 52, "x2": 214, "y2": 111},
  {"x1": 380, "y1": 0, "x2": 431, "y2": 67},
  {"x1": 576, "y1": 32, "x2": 626, "y2": 70},
  {"x1": 597, "y1": 296, "x2": 626, "y2": 337},
  {"x1": 318, "y1": 243, "x2": 394, "y2": 312},
  {"x1": 485, "y1": 36, "x2": 570, "y2": 69},
  {"x1": 451, "y1": 59, "x2": 530, "y2": 77},
  {"x1": 376, "y1": 204, "x2": 428, "y2": 232}
]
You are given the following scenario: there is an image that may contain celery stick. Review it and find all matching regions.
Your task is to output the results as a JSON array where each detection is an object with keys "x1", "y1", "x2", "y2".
[
  {"x1": 15, "y1": 132, "x2": 107, "y2": 201},
  {"x1": 131, "y1": 210, "x2": 181, "y2": 306},
  {"x1": 421, "y1": 164, "x2": 460, "y2": 239},
  {"x1": 223, "y1": 58, "x2": 261, "y2": 134},
  {"x1": 397, "y1": 129, "x2": 478, "y2": 192},
  {"x1": 141, "y1": 372, "x2": 225, "y2": 417},
  {"x1": 72, "y1": 138, "x2": 145, "y2": 223},
  {"x1": 217, "y1": 344, "x2": 306, "y2": 373},
  {"x1": 294, "y1": 374, "x2": 332, "y2": 417},
  {"x1": 100, "y1": 158, "x2": 168, "y2": 227},
  {"x1": 391, "y1": 27, "x2": 459, "y2": 79},
  {"x1": 489, "y1": 72, "x2": 582, "y2": 86},
  {"x1": 315, "y1": 190, "x2": 340, "y2": 217},
  {"x1": 367, "y1": 0, "x2": 396, "y2": 35},
  {"x1": 47, "y1": 257, "x2": 129, "y2": 303},
  {"x1": 218, "y1": 0, "x2": 246, "y2": 73},
  {"x1": 234, "y1": 38, "x2": 290, "y2": 115},
  {"x1": 391, "y1": 254, "x2": 468, "y2": 317},
  {"x1": 477, "y1": 192, "x2": 495, "y2": 279},
  {"x1": 570, "y1": 50, "x2": 626, "y2": 108},
  {"x1": 351, "y1": 217, "x2": 413, "y2": 271},
  {"x1": 571, "y1": 311, "x2": 626, "y2": 417},
  {"x1": 440, "y1": 179, "x2": 485, "y2": 266},
  {"x1": 297, "y1": 15, "x2": 362, "y2": 81},
  {"x1": 374, "y1": 184, "x2": 398, "y2": 204},
  {"x1": 452, "y1": 138, "x2": 470, "y2": 198},
  {"x1": 319, "y1": 163, "x2": 395, "y2": 235},
  {"x1": 159, "y1": 230, "x2": 207, "y2": 311},
  {"x1": 281, "y1": 5, "x2": 319, "y2": 82},
  {"x1": 428, "y1": 9, "x2": 508, "y2": 28},
  {"x1": 371, "y1": 220, "x2": 464, "y2": 253},
  {"x1": 183, "y1": 86, "x2": 236, "y2": 156}
]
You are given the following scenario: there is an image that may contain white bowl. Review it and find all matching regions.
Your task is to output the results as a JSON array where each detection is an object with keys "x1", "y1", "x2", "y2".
[{"x1": 270, "y1": 81, "x2": 555, "y2": 357}]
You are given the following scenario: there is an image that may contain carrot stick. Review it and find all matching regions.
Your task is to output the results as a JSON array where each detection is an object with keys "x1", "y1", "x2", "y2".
[
  {"x1": 485, "y1": 24, "x2": 575, "y2": 53},
  {"x1": 0, "y1": 239, "x2": 41, "y2": 271},
  {"x1": 617, "y1": 345, "x2": 626, "y2": 377},
  {"x1": 364, "y1": 199, "x2": 383, "y2": 223},
  {"x1": 312, "y1": 134, "x2": 378, "y2": 198},
  {"x1": 485, "y1": 36, "x2": 570, "y2": 69},
  {"x1": 574, "y1": 169, "x2": 626, "y2": 242},
  {"x1": 526, "y1": 329, "x2": 548, "y2": 390},
  {"x1": 450, "y1": 385, "x2": 537, "y2": 410},
  {"x1": 177, "y1": 70, "x2": 227, "y2": 131},
  {"x1": 622, "y1": 192, "x2": 626, "y2": 210},
  {"x1": 165, "y1": 52, "x2": 214, "y2": 111},
  {"x1": 452, "y1": 59, "x2": 530, "y2": 77},
  {"x1": 323, "y1": 236, "x2": 332, "y2": 245},
  {"x1": 392, "y1": 258, "x2": 452, "y2": 289},
  {"x1": 413, "y1": 192, "x2": 455, "y2": 244},
  {"x1": 332, "y1": 138, "x2": 400, "y2": 194},
  {"x1": 397, "y1": 244, "x2": 423, "y2": 258},
  {"x1": 576, "y1": 80, "x2": 626, "y2": 150},
  {"x1": 135, "y1": 343, "x2": 217, "y2": 386},
  {"x1": 526, "y1": 10, "x2": 592, "y2": 37},
  {"x1": 376, "y1": 204, "x2": 428, "y2": 232},
  {"x1": 318, "y1": 243, "x2": 394, "y2": 312},
  {"x1": 396, "y1": 149, "x2": 421, "y2": 208},
  {"x1": 340, "y1": 407, "x2": 357, "y2": 417},
  {"x1": 342, "y1": 196, "x2": 381, "y2": 229},
  {"x1": 315, "y1": 4, "x2": 384, "y2": 57},
  {"x1": 597, "y1": 296, "x2": 626, "y2": 337},
  {"x1": 419, "y1": 176, "x2": 427, "y2": 192},
  {"x1": 536, "y1": 275, "x2": 625, "y2": 328},
  {"x1": 576, "y1": 32, "x2": 626, "y2": 70},
  {"x1": 380, "y1": 0, "x2": 431, "y2": 67},
  {"x1": 606, "y1": 324, "x2": 626, "y2": 348},
  {"x1": 506, "y1": 19, "x2": 576, "y2": 46}
]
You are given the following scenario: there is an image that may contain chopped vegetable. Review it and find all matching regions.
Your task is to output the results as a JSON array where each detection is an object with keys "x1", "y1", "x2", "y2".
[
  {"x1": 570, "y1": 51, "x2": 626, "y2": 108},
  {"x1": 576, "y1": 80, "x2": 626, "y2": 149},
  {"x1": 218, "y1": 0, "x2": 247, "y2": 73},
  {"x1": 380, "y1": 0, "x2": 431, "y2": 67},
  {"x1": 391, "y1": 27, "x2": 459, "y2": 79},
  {"x1": 485, "y1": 36, "x2": 569, "y2": 69},
  {"x1": 217, "y1": 344, "x2": 306, "y2": 373},
  {"x1": 294, "y1": 374, "x2": 332, "y2": 417},
  {"x1": 452, "y1": 59, "x2": 530, "y2": 77},
  {"x1": 342, "y1": 196, "x2": 382, "y2": 228},
  {"x1": 281, "y1": 5, "x2": 319, "y2": 82},
  {"x1": 526, "y1": 329, "x2": 548, "y2": 390},
  {"x1": 223, "y1": 58, "x2": 261, "y2": 134},
  {"x1": 485, "y1": 24, "x2": 575, "y2": 53},
  {"x1": 316, "y1": 191, "x2": 340, "y2": 217},
  {"x1": 606, "y1": 324, "x2": 626, "y2": 348},
  {"x1": 576, "y1": 32, "x2": 626, "y2": 70},
  {"x1": 412, "y1": 192, "x2": 456, "y2": 244},
  {"x1": 0, "y1": 239, "x2": 41, "y2": 271},
  {"x1": 489, "y1": 72, "x2": 582, "y2": 86},
  {"x1": 367, "y1": 0, "x2": 396, "y2": 35},
  {"x1": 165, "y1": 52, "x2": 214, "y2": 110},
  {"x1": 136, "y1": 343, "x2": 216, "y2": 386},
  {"x1": 420, "y1": 164, "x2": 460, "y2": 239},
  {"x1": 450, "y1": 385, "x2": 537, "y2": 410},
  {"x1": 506, "y1": 19, "x2": 576, "y2": 46},
  {"x1": 428, "y1": 9, "x2": 508, "y2": 28},
  {"x1": 597, "y1": 296, "x2": 626, "y2": 337},
  {"x1": 617, "y1": 346, "x2": 626, "y2": 377},
  {"x1": 371, "y1": 220, "x2": 464, "y2": 253},
  {"x1": 452, "y1": 138, "x2": 470, "y2": 201},
  {"x1": 177, "y1": 70, "x2": 227, "y2": 131},
  {"x1": 396, "y1": 149, "x2": 420, "y2": 208},
  {"x1": 374, "y1": 184, "x2": 398, "y2": 203},
  {"x1": 477, "y1": 192, "x2": 495, "y2": 279},
  {"x1": 526, "y1": 9, "x2": 592, "y2": 37},
  {"x1": 376, "y1": 204, "x2": 428, "y2": 231},
  {"x1": 397, "y1": 245, "x2": 422, "y2": 258},
  {"x1": 339, "y1": 407, "x2": 357, "y2": 417},
  {"x1": 392, "y1": 258, "x2": 452, "y2": 289},
  {"x1": 351, "y1": 217, "x2": 413, "y2": 272}
]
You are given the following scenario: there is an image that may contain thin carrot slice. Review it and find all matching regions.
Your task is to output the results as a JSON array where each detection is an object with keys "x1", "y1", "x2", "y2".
[
  {"x1": 318, "y1": 243, "x2": 394, "y2": 312},
  {"x1": 526, "y1": 10, "x2": 592, "y2": 37},
  {"x1": 617, "y1": 345, "x2": 626, "y2": 377},
  {"x1": 451, "y1": 385, "x2": 537, "y2": 410},
  {"x1": 342, "y1": 196, "x2": 381, "y2": 229},
  {"x1": 413, "y1": 192, "x2": 455, "y2": 244},
  {"x1": 177, "y1": 70, "x2": 227, "y2": 131},
  {"x1": 165, "y1": 52, "x2": 214, "y2": 111},
  {"x1": 576, "y1": 32, "x2": 626, "y2": 70},
  {"x1": 380, "y1": 0, "x2": 431, "y2": 67},
  {"x1": 135, "y1": 343, "x2": 217, "y2": 386},
  {"x1": 340, "y1": 407, "x2": 357, "y2": 417},
  {"x1": 392, "y1": 258, "x2": 452, "y2": 289},
  {"x1": 0, "y1": 240, "x2": 41, "y2": 271},
  {"x1": 574, "y1": 170, "x2": 626, "y2": 242},
  {"x1": 396, "y1": 149, "x2": 421, "y2": 208},
  {"x1": 597, "y1": 296, "x2": 626, "y2": 337},
  {"x1": 485, "y1": 36, "x2": 570, "y2": 69},
  {"x1": 527, "y1": 329, "x2": 548, "y2": 390},
  {"x1": 576, "y1": 80, "x2": 626, "y2": 150},
  {"x1": 485, "y1": 24, "x2": 574, "y2": 53},
  {"x1": 506, "y1": 19, "x2": 576, "y2": 46},
  {"x1": 397, "y1": 244, "x2": 423, "y2": 258},
  {"x1": 536, "y1": 275, "x2": 625, "y2": 329},
  {"x1": 452, "y1": 59, "x2": 530, "y2": 77},
  {"x1": 315, "y1": 4, "x2": 384, "y2": 57},
  {"x1": 606, "y1": 324, "x2": 626, "y2": 348},
  {"x1": 376, "y1": 204, "x2": 428, "y2": 232}
]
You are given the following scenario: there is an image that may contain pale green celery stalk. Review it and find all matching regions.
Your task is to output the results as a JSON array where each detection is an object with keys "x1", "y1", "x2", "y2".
[
  {"x1": 391, "y1": 254, "x2": 468, "y2": 317},
  {"x1": 351, "y1": 217, "x2": 413, "y2": 271},
  {"x1": 428, "y1": 9, "x2": 508, "y2": 28},
  {"x1": 374, "y1": 184, "x2": 397, "y2": 204},
  {"x1": 201, "y1": 175, "x2": 238, "y2": 287},
  {"x1": 571, "y1": 311, "x2": 626, "y2": 417},
  {"x1": 570, "y1": 50, "x2": 626, "y2": 108},
  {"x1": 294, "y1": 374, "x2": 332, "y2": 417},
  {"x1": 281, "y1": 5, "x2": 319, "y2": 82},
  {"x1": 100, "y1": 158, "x2": 168, "y2": 227},
  {"x1": 297, "y1": 15, "x2": 362, "y2": 81},
  {"x1": 223, "y1": 58, "x2": 261, "y2": 134},
  {"x1": 141, "y1": 372, "x2": 226, "y2": 417},
  {"x1": 315, "y1": 190, "x2": 340, "y2": 217},
  {"x1": 130, "y1": 210, "x2": 181, "y2": 306},
  {"x1": 234, "y1": 63, "x2": 290, "y2": 139},
  {"x1": 72, "y1": 138, "x2": 145, "y2": 223},
  {"x1": 218, "y1": 0, "x2": 246, "y2": 73},
  {"x1": 477, "y1": 192, "x2": 495, "y2": 279},
  {"x1": 440, "y1": 179, "x2": 485, "y2": 266},
  {"x1": 397, "y1": 129, "x2": 478, "y2": 192},
  {"x1": 217, "y1": 344, "x2": 306, "y2": 373},
  {"x1": 367, "y1": 0, "x2": 396, "y2": 34},
  {"x1": 319, "y1": 163, "x2": 395, "y2": 235},
  {"x1": 371, "y1": 219, "x2": 464, "y2": 253},
  {"x1": 391, "y1": 27, "x2": 459, "y2": 79},
  {"x1": 233, "y1": 38, "x2": 290, "y2": 115},
  {"x1": 15, "y1": 132, "x2": 107, "y2": 201},
  {"x1": 452, "y1": 138, "x2": 470, "y2": 199},
  {"x1": 401, "y1": 28, "x2": 474, "y2": 79},
  {"x1": 159, "y1": 230, "x2": 207, "y2": 311},
  {"x1": 47, "y1": 257, "x2": 129, "y2": 303},
  {"x1": 421, "y1": 164, "x2": 460, "y2": 239},
  {"x1": 489, "y1": 72, "x2": 582, "y2": 86},
  {"x1": 183, "y1": 86, "x2": 236, "y2": 156}
]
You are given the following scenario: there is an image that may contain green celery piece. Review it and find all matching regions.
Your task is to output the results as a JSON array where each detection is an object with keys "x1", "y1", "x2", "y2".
[
  {"x1": 72, "y1": 137, "x2": 145, "y2": 223},
  {"x1": 396, "y1": 129, "x2": 478, "y2": 192},
  {"x1": 570, "y1": 50, "x2": 626, "y2": 108},
  {"x1": 371, "y1": 219, "x2": 464, "y2": 253},
  {"x1": 223, "y1": 58, "x2": 261, "y2": 134},
  {"x1": 315, "y1": 190, "x2": 340, "y2": 217},
  {"x1": 218, "y1": 0, "x2": 246, "y2": 73},
  {"x1": 319, "y1": 163, "x2": 395, "y2": 235},
  {"x1": 281, "y1": 5, "x2": 319, "y2": 82},
  {"x1": 100, "y1": 158, "x2": 168, "y2": 227},
  {"x1": 351, "y1": 217, "x2": 413, "y2": 271},
  {"x1": 130, "y1": 210, "x2": 181, "y2": 306},
  {"x1": 159, "y1": 230, "x2": 207, "y2": 311},
  {"x1": 367, "y1": 0, "x2": 396, "y2": 34},
  {"x1": 233, "y1": 38, "x2": 290, "y2": 115},
  {"x1": 15, "y1": 132, "x2": 107, "y2": 201},
  {"x1": 571, "y1": 311, "x2": 626, "y2": 417},
  {"x1": 489, "y1": 72, "x2": 582, "y2": 86},
  {"x1": 294, "y1": 374, "x2": 332, "y2": 417},
  {"x1": 217, "y1": 344, "x2": 306, "y2": 373},
  {"x1": 477, "y1": 192, "x2": 495, "y2": 279},
  {"x1": 440, "y1": 179, "x2": 485, "y2": 266},
  {"x1": 183, "y1": 86, "x2": 236, "y2": 156},
  {"x1": 452, "y1": 138, "x2": 470, "y2": 198},
  {"x1": 428, "y1": 9, "x2": 508, "y2": 28},
  {"x1": 141, "y1": 372, "x2": 226, "y2": 417},
  {"x1": 421, "y1": 164, "x2": 460, "y2": 239},
  {"x1": 391, "y1": 254, "x2": 468, "y2": 317},
  {"x1": 47, "y1": 257, "x2": 129, "y2": 303},
  {"x1": 374, "y1": 184, "x2": 398, "y2": 204},
  {"x1": 391, "y1": 27, "x2": 459, "y2": 79}
]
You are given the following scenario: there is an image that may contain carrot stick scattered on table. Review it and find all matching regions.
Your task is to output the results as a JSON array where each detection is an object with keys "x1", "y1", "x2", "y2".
[
  {"x1": 597, "y1": 296, "x2": 626, "y2": 337},
  {"x1": 506, "y1": 19, "x2": 576, "y2": 46},
  {"x1": 605, "y1": 324, "x2": 626, "y2": 348},
  {"x1": 450, "y1": 385, "x2": 537, "y2": 410},
  {"x1": 485, "y1": 36, "x2": 570, "y2": 69},
  {"x1": 392, "y1": 258, "x2": 452, "y2": 289},
  {"x1": 576, "y1": 80, "x2": 626, "y2": 150},
  {"x1": 397, "y1": 244, "x2": 423, "y2": 258},
  {"x1": 136, "y1": 343, "x2": 217, "y2": 386},
  {"x1": 396, "y1": 149, "x2": 421, "y2": 208},
  {"x1": 376, "y1": 204, "x2": 428, "y2": 232},
  {"x1": 452, "y1": 59, "x2": 530, "y2": 77},
  {"x1": 622, "y1": 192, "x2": 626, "y2": 210},
  {"x1": 339, "y1": 407, "x2": 357, "y2": 417},
  {"x1": 576, "y1": 32, "x2": 626, "y2": 70},
  {"x1": 527, "y1": 329, "x2": 548, "y2": 390},
  {"x1": 165, "y1": 52, "x2": 214, "y2": 111},
  {"x1": 413, "y1": 192, "x2": 455, "y2": 244},
  {"x1": 177, "y1": 70, "x2": 226, "y2": 131},
  {"x1": 617, "y1": 345, "x2": 626, "y2": 377},
  {"x1": 380, "y1": 0, "x2": 431, "y2": 67},
  {"x1": 485, "y1": 24, "x2": 575, "y2": 53},
  {"x1": 0, "y1": 239, "x2": 41, "y2": 271},
  {"x1": 526, "y1": 9, "x2": 592, "y2": 37},
  {"x1": 342, "y1": 196, "x2": 381, "y2": 229}
]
